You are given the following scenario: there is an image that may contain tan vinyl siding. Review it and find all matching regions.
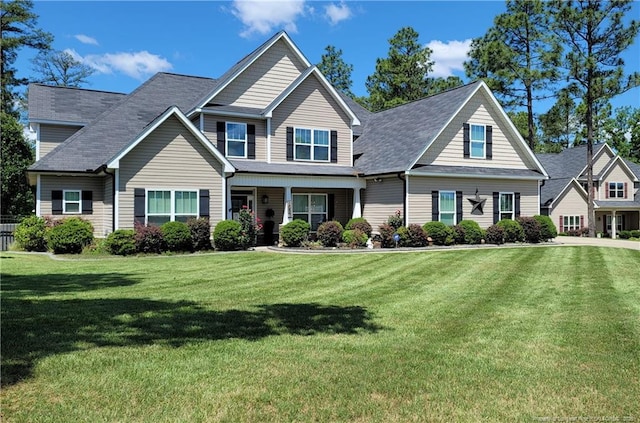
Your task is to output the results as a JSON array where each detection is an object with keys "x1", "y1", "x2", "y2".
[
  {"x1": 407, "y1": 176, "x2": 539, "y2": 228},
  {"x1": 271, "y1": 76, "x2": 352, "y2": 166},
  {"x1": 418, "y1": 89, "x2": 537, "y2": 170},
  {"x1": 202, "y1": 115, "x2": 267, "y2": 161},
  {"x1": 214, "y1": 39, "x2": 308, "y2": 108},
  {"x1": 549, "y1": 183, "x2": 588, "y2": 232},
  {"x1": 39, "y1": 175, "x2": 108, "y2": 237},
  {"x1": 256, "y1": 187, "x2": 284, "y2": 230},
  {"x1": 39, "y1": 124, "x2": 81, "y2": 158},
  {"x1": 601, "y1": 164, "x2": 635, "y2": 201},
  {"x1": 592, "y1": 149, "x2": 614, "y2": 175},
  {"x1": 362, "y1": 177, "x2": 404, "y2": 230},
  {"x1": 103, "y1": 174, "x2": 113, "y2": 235},
  {"x1": 118, "y1": 115, "x2": 225, "y2": 229}
]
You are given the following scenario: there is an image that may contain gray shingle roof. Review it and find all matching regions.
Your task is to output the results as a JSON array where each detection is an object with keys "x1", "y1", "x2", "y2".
[
  {"x1": 540, "y1": 177, "x2": 575, "y2": 206},
  {"x1": 536, "y1": 143, "x2": 608, "y2": 180},
  {"x1": 353, "y1": 82, "x2": 482, "y2": 175},
  {"x1": 231, "y1": 160, "x2": 361, "y2": 176},
  {"x1": 410, "y1": 165, "x2": 544, "y2": 179},
  {"x1": 337, "y1": 92, "x2": 372, "y2": 137},
  {"x1": 28, "y1": 84, "x2": 126, "y2": 124},
  {"x1": 30, "y1": 73, "x2": 218, "y2": 172}
]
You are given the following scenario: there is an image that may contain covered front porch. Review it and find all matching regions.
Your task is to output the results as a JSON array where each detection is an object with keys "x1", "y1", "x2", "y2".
[{"x1": 595, "y1": 208, "x2": 640, "y2": 239}]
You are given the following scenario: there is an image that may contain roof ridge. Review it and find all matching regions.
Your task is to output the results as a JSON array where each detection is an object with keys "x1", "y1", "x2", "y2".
[{"x1": 30, "y1": 83, "x2": 126, "y2": 96}]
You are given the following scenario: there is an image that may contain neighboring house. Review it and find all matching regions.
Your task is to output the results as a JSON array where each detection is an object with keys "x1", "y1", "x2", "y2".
[
  {"x1": 537, "y1": 143, "x2": 640, "y2": 238},
  {"x1": 28, "y1": 31, "x2": 548, "y2": 242}
]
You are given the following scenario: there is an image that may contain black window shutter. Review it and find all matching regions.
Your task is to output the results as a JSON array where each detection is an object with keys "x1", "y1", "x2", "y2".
[
  {"x1": 82, "y1": 191, "x2": 93, "y2": 214},
  {"x1": 330, "y1": 130, "x2": 338, "y2": 163},
  {"x1": 286, "y1": 127, "x2": 294, "y2": 161},
  {"x1": 486, "y1": 125, "x2": 493, "y2": 159},
  {"x1": 199, "y1": 189, "x2": 210, "y2": 218},
  {"x1": 514, "y1": 192, "x2": 521, "y2": 217},
  {"x1": 216, "y1": 121, "x2": 226, "y2": 155},
  {"x1": 327, "y1": 193, "x2": 335, "y2": 221},
  {"x1": 134, "y1": 188, "x2": 146, "y2": 226},
  {"x1": 463, "y1": 123, "x2": 470, "y2": 158},
  {"x1": 247, "y1": 124, "x2": 255, "y2": 159},
  {"x1": 432, "y1": 191, "x2": 439, "y2": 222},
  {"x1": 456, "y1": 191, "x2": 463, "y2": 223},
  {"x1": 493, "y1": 192, "x2": 499, "y2": 224},
  {"x1": 52, "y1": 190, "x2": 63, "y2": 215}
]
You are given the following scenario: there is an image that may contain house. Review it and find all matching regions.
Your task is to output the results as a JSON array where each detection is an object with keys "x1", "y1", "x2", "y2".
[
  {"x1": 28, "y1": 31, "x2": 548, "y2": 242},
  {"x1": 537, "y1": 143, "x2": 640, "y2": 238}
]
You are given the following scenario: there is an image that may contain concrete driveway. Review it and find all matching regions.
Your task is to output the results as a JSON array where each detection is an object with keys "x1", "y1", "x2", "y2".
[{"x1": 555, "y1": 236, "x2": 640, "y2": 250}]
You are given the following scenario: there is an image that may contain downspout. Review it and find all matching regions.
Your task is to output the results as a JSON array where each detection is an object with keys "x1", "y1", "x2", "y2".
[{"x1": 397, "y1": 172, "x2": 406, "y2": 226}]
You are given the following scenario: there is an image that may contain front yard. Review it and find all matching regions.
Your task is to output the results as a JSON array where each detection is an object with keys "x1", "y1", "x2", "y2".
[{"x1": 1, "y1": 247, "x2": 639, "y2": 422}]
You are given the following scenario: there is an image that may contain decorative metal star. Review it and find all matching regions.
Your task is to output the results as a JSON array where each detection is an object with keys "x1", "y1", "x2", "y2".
[{"x1": 468, "y1": 188, "x2": 487, "y2": 215}]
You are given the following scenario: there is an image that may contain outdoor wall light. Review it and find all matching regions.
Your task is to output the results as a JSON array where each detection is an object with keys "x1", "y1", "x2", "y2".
[
  {"x1": 262, "y1": 195, "x2": 269, "y2": 204},
  {"x1": 373, "y1": 177, "x2": 383, "y2": 183}
]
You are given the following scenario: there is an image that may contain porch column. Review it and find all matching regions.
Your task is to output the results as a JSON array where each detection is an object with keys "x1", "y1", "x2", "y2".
[
  {"x1": 611, "y1": 210, "x2": 617, "y2": 239},
  {"x1": 282, "y1": 186, "x2": 292, "y2": 225},
  {"x1": 352, "y1": 188, "x2": 362, "y2": 219}
]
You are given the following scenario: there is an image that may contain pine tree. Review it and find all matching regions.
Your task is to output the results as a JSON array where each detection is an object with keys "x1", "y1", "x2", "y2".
[
  {"x1": 1, "y1": 111, "x2": 35, "y2": 216},
  {"x1": 317, "y1": 45, "x2": 354, "y2": 98}
]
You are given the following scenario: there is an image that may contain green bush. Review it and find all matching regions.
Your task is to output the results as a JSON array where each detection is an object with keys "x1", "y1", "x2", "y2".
[
  {"x1": 485, "y1": 224, "x2": 505, "y2": 245},
  {"x1": 422, "y1": 221, "x2": 454, "y2": 246},
  {"x1": 238, "y1": 207, "x2": 259, "y2": 249},
  {"x1": 618, "y1": 230, "x2": 640, "y2": 240},
  {"x1": 280, "y1": 219, "x2": 310, "y2": 247},
  {"x1": 317, "y1": 220, "x2": 344, "y2": 247},
  {"x1": 517, "y1": 216, "x2": 542, "y2": 243},
  {"x1": 213, "y1": 220, "x2": 243, "y2": 251},
  {"x1": 345, "y1": 217, "x2": 372, "y2": 237},
  {"x1": 453, "y1": 220, "x2": 485, "y2": 244},
  {"x1": 399, "y1": 224, "x2": 429, "y2": 247},
  {"x1": 342, "y1": 229, "x2": 368, "y2": 248},
  {"x1": 187, "y1": 217, "x2": 212, "y2": 251},
  {"x1": 14, "y1": 216, "x2": 47, "y2": 251},
  {"x1": 534, "y1": 215, "x2": 557, "y2": 240},
  {"x1": 134, "y1": 223, "x2": 166, "y2": 254},
  {"x1": 104, "y1": 229, "x2": 136, "y2": 255},
  {"x1": 161, "y1": 221, "x2": 192, "y2": 252},
  {"x1": 496, "y1": 219, "x2": 524, "y2": 243},
  {"x1": 387, "y1": 210, "x2": 404, "y2": 230},
  {"x1": 46, "y1": 217, "x2": 94, "y2": 254}
]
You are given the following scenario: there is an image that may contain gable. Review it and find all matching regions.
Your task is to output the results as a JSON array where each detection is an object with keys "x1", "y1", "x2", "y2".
[
  {"x1": 552, "y1": 180, "x2": 588, "y2": 216},
  {"x1": 601, "y1": 159, "x2": 637, "y2": 185},
  {"x1": 211, "y1": 38, "x2": 308, "y2": 109},
  {"x1": 592, "y1": 145, "x2": 615, "y2": 176},
  {"x1": 416, "y1": 88, "x2": 539, "y2": 171}
]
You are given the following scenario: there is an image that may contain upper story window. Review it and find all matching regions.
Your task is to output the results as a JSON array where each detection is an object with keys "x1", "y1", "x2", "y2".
[
  {"x1": 608, "y1": 182, "x2": 625, "y2": 198},
  {"x1": 63, "y1": 190, "x2": 81, "y2": 214},
  {"x1": 470, "y1": 124, "x2": 485, "y2": 158},
  {"x1": 500, "y1": 192, "x2": 514, "y2": 220},
  {"x1": 226, "y1": 122, "x2": 247, "y2": 158},
  {"x1": 295, "y1": 128, "x2": 329, "y2": 162}
]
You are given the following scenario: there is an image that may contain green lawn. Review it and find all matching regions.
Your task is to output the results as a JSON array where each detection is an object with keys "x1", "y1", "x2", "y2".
[{"x1": 1, "y1": 247, "x2": 639, "y2": 422}]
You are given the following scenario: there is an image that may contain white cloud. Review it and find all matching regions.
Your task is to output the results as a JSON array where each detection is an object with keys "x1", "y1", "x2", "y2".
[
  {"x1": 426, "y1": 39, "x2": 472, "y2": 78},
  {"x1": 65, "y1": 48, "x2": 173, "y2": 80},
  {"x1": 325, "y1": 2, "x2": 351, "y2": 25},
  {"x1": 231, "y1": 0, "x2": 306, "y2": 38},
  {"x1": 74, "y1": 34, "x2": 99, "y2": 45}
]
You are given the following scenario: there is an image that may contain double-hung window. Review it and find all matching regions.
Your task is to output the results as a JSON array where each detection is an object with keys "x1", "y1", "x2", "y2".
[
  {"x1": 439, "y1": 191, "x2": 456, "y2": 226},
  {"x1": 147, "y1": 190, "x2": 198, "y2": 225},
  {"x1": 608, "y1": 182, "x2": 624, "y2": 198},
  {"x1": 470, "y1": 124, "x2": 485, "y2": 158},
  {"x1": 292, "y1": 194, "x2": 327, "y2": 230},
  {"x1": 295, "y1": 128, "x2": 329, "y2": 161},
  {"x1": 63, "y1": 190, "x2": 81, "y2": 214},
  {"x1": 500, "y1": 193, "x2": 514, "y2": 220},
  {"x1": 226, "y1": 122, "x2": 247, "y2": 158},
  {"x1": 563, "y1": 215, "x2": 581, "y2": 232}
]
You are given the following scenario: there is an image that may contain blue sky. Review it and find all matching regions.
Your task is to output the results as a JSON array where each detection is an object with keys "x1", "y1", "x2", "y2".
[{"x1": 15, "y1": 1, "x2": 640, "y2": 115}]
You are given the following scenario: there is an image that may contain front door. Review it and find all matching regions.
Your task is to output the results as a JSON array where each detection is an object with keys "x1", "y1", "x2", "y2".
[{"x1": 231, "y1": 192, "x2": 254, "y2": 221}]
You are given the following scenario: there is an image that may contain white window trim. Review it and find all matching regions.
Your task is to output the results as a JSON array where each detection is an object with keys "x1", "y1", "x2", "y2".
[
  {"x1": 608, "y1": 181, "x2": 624, "y2": 198},
  {"x1": 564, "y1": 215, "x2": 581, "y2": 232},
  {"x1": 439, "y1": 190, "x2": 456, "y2": 225},
  {"x1": 145, "y1": 189, "x2": 199, "y2": 225},
  {"x1": 292, "y1": 193, "x2": 328, "y2": 230},
  {"x1": 63, "y1": 189, "x2": 82, "y2": 214},
  {"x1": 294, "y1": 127, "x2": 330, "y2": 162},
  {"x1": 226, "y1": 122, "x2": 247, "y2": 159},
  {"x1": 470, "y1": 123, "x2": 486, "y2": 159},
  {"x1": 499, "y1": 192, "x2": 515, "y2": 220},
  {"x1": 606, "y1": 215, "x2": 624, "y2": 232}
]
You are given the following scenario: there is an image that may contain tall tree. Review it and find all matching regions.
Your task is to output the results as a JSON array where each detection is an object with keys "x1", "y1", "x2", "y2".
[
  {"x1": 465, "y1": 0, "x2": 561, "y2": 150},
  {"x1": 552, "y1": 0, "x2": 640, "y2": 237},
  {"x1": 425, "y1": 76, "x2": 464, "y2": 97},
  {"x1": 365, "y1": 27, "x2": 434, "y2": 112},
  {"x1": 601, "y1": 106, "x2": 640, "y2": 163},
  {"x1": 1, "y1": 0, "x2": 52, "y2": 115},
  {"x1": 538, "y1": 88, "x2": 578, "y2": 150},
  {"x1": 1, "y1": 111, "x2": 34, "y2": 216},
  {"x1": 317, "y1": 45, "x2": 354, "y2": 98},
  {"x1": 31, "y1": 49, "x2": 94, "y2": 87}
]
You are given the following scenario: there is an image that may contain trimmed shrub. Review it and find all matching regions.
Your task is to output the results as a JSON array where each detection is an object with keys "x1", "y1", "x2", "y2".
[
  {"x1": 238, "y1": 207, "x2": 261, "y2": 249},
  {"x1": 280, "y1": 219, "x2": 310, "y2": 247},
  {"x1": 565, "y1": 227, "x2": 589, "y2": 237},
  {"x1": 213, "y1": 220, "x2": 243, "y2": 251},
  {"x1": 517, "y1": 216, "x2": 542, "y2": 243},
  {"x1": 14, "y1": 216, "x2": 47, "y2": 251},
  {"x1": 485, "y1": 224, "x2": 505, "y2": 245},
  {"x1": 454, "y1": 220, "x2": 485, "y2": 244},
  {"x1": 342, "y1": 229, "x2": 368, "y2": 248},
  {"x1": 161, "y1": 221, "x2": 192, "y2": 252},
  {"x1": 317, "y1": 220, "x2": 344, "y2": 247},
  {"x1": 378, "y1": 223, "x2": 397, "y2": 248},
  {"x1": 187, "y1": 217, "x2": 212, "y2": 251},
  {"x1": 46, "y1": 217, "x2": 94, "y2": 254},
  {"x1": 619, "y1": 229, "x2": 640, "y2": 239},
  {"x1": 534, "y1": 215, "x2": 557, "y2": 240},
  {"x1": 345, "y1": 217, "x2": 372, "y2": 237},
  {"x1": 104, "y1": 229, "x2": 136, "y2": 255},
  {"x1": 135, "y1": 224, "x2": 165, "y2": 254},
  {"x1": 399, "y1": 224, "x2": 429, "y2": 247},
  {"x1": 496, "y1": 219, "x2": 524, "y2": 243},
  {"x1": 422, "y1": 221, "x2": 454, "y2": 246},
  {"x1": 387, "y1": 210, "x2": 404, "y2": 230}
]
